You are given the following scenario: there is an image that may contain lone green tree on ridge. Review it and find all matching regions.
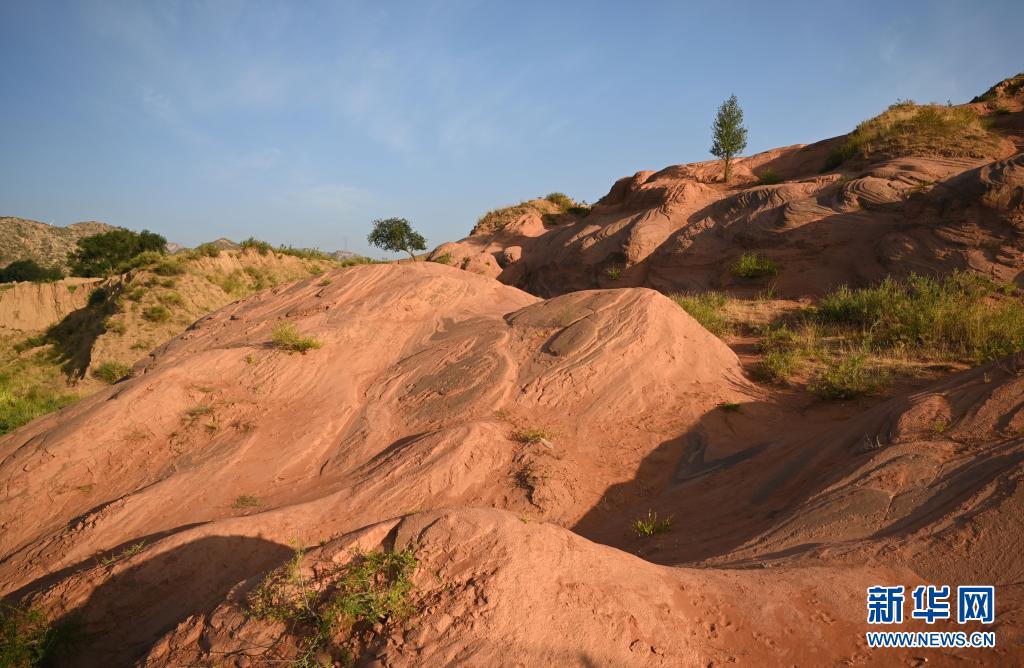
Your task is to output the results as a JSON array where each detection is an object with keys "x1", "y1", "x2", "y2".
[
  {"x1": 69, "y1": 229, "x2": 167, "y2": 277},
  {"x1": 367, "y1": 217, "x2": 427, "y2": 260},
  {"x1": 710, "y1": 94, "x2": 748, "y2": 183}
]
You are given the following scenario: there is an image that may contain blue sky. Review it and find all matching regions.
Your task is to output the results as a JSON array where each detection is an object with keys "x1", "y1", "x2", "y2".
[{"x1": 1, "y1": 1, "x2": 1021, "y2": 257}]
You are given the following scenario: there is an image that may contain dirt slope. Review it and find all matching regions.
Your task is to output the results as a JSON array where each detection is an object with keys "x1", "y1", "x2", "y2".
[
  {"x1": 431, "y1": 78, "x2": 1024, "y2": 298},
  {"x1": 0, "y1": 218, "x2": 115, "y2": 270},
  {"x1": 1, "y1": 262, "x2": 1021, "y2": 665},
  {"x1": 0, "y1": 278, "x2": 101, "y2": 332}
]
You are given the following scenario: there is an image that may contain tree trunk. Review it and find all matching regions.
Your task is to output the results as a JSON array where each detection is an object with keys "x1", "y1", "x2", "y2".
[
  {"x1": 406, "y1": 249, "x2": 418, "y2": 261},
  {"x1": 723, "y1": 155, "x2": 731, "y2": 183}
]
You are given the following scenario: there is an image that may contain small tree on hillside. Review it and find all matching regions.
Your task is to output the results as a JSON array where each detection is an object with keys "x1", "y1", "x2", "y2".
[
  {"x1": 367, "y1": 218, "x2": 426, "y2": 260},
  {"x1": 69, "y1": 229, "x2": 167, "y2": 277},
  {"x1": 710, "y1": 94, "x2": 748, "y2": 183}
]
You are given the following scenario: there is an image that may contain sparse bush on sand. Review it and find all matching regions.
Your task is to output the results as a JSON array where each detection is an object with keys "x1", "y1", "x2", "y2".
[
  {"x1": 271, "y1": 323, "x2": 323, "y2": 353},
  {"x1": 671, "y1": 292, "x2": 731, "y2": 337},
  {"x1": 632, "y1": 510, "x2": 672, "y2": 537},
  {"x1": 248, "y1": 546, "x2": 417, "y2": 664},
  {"x1": 92, "y1": 361, "x2": 131, "y2": 384},
  {"x1": 731, "y1": 253, "x2": 778, "y2": 279},
  {"x1": 0, "y1": 599, "x2": 81, "y2": 667}
]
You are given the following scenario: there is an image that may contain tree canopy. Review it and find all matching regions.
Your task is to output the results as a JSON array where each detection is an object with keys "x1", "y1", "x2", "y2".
[
  {"x1": 0, "y1": 259, "x2": 64, "y2": 283},
  {"x1": 710, "y1": 94, "x2": 748, "y2": 183},
  {"x1": 367, "y1": 218, "x2": 427, "y2": 260},
  {"x1": 69, "y1": 229, "x2": 167, "y2": 277}
]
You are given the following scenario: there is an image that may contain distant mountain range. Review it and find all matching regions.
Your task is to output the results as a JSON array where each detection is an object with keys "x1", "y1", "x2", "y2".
[{"x1": 1, "y1": 217, "x2": 361, "y2": 269}]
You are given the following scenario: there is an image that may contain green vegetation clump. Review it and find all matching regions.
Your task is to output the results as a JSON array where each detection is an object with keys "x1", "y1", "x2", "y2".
[
  {"x1": 69, "y1": 229, "x2": 167, "y2": 277},
  {"x1": 430, "y1": 253, "x2": 453, "y2": 265},
  {"x1": 151, "y1": 258, "x2": 185, "y2": 276},
  {"x1": 92, "y1": 361, "x2": 131, "y2": 384},
  {"x1": 141, "y1": 305, "x2": 171, "y2": 323},
  {"x1": 0, "y1": 260, "x2": 63, "y2": 284},
  {"x1": 248, "y1": 547, "x2": 417, "y2": 664},
  {"x1": 756, "y1": 168, "x2": 782, "y2": 185},
  {"x1": 157, "y1": 291, "x2": 185, "y2": 308},
  {"x1": 87, "y1": 287, "x2": 109, "y2": 306},
  {"x1": 816, "y1": 273, "x2": 1024, "y2": 363},
  {"x1": 605, "y1": 265, "x2": 622, "y2": 281},
  {"x1": 0, "y1": 599, "x2": 81, "y2": 667},
  {"x1": 103, "y1": 317, "x2": 127, "y2": 334},
  {"x1": 753, "y1": 271, "x2": 1024, "y2": 397},
  {"x1": 192, "y1": 242, "x2": 222, "y2": 257},
  {"x1": 632, "y1": 510, "x2": 672, "y2": 537},
  {"x1": 710, "y1": 94, "x2": 748, "y2": 182},
  {"x1": 367, "y1": 218, "x2": 427, "y2": 260},
  {"x1": 671, "y1": 292, "x2": 731, "y2": 337},
  {"x1": 271, "y1": 324, "x2": 323, "y2": 353},
  {"x1": 512, "y1": 428, "x2": 553, "y2": 445},
  {"x1": 276, "y1": 245, "x2": 332, "y2": 261},
  {"x1": 233, "y1": 495, "x2": 261, "y2": 509},
  {"x1": 240, "y1": 237, "x2": 273, "y2": 255},
  {"x1": 731, "y1": 253, "x2": 778, "y2": 279},
  {"x1": 0, "y1": 378, "x2": 77, "y2": 435},
  {"x1": 337, "y1": 256, "x2": 378, "y2": 268},
  {"x1": 807, "y1": 352, "x2": 884, "y2": 399},
  {"x1": 544, "y1": 192, "x2": 574, "y2": 209},
  {"x1": 824, "y1": 101, "x2": 1001, "y2": 170}
]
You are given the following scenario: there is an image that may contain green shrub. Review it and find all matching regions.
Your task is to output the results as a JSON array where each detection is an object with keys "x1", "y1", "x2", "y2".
[
  {"x1": 248, "y1": 547, "x2": 417, "y2": 664},
  {"x1": 119, "y1": 250, "x2": 164, "y2": 272},
  {"x1": 244, "y1": 266, "x2": 272, "y2": 290},
  {"x1": 240, "y1": 237, "x2": 273, "y2": 255},
  {"x1": 124, "y1": 287, "x2": 147, "y2": 302},
  {"x1": 544, "y1": 192, "x2": 574, "y2": 209},
  {"x1": 566, "y1": 205, "x2": 591, "y2": 217},
  {"x1": 337, "y1": 256, "x2": 378, "y2": 268},
  {"x1": 141, "y1": 305, "x2": 171, "y2": 323},
  {"x1": 430, "y1": 253, "x2": 453, "y2": 265},
  {"x1": 757, "y1": 349, "x2": 802, "y2": 384},
  {"x1": 214, "y1": 270, "x2": 246, "y2": 295},
  {"x1": 731, "y1": 253, "x2": 778, "y2": 279},
  {"x1": 632, "y1": 510, "x2": 672, "y2": 537},
  {"x1": 671, "y1": 292, "x2": 730, "y2": 337},
  {"x1": 193, "y1": 242, "x2": 222, "y2": 257},
  {"x1": 0, "y1": 599, "x2": 81, "y2": 667},
  {"x1": 152, "y1": 258, "x2": 185, "y2": 276},
  {"x1": 69, "y1": 229, "x2": 167, "y2": 277},
  {"x1": 232, "y1": 495, "x2": 260, "y2": 509},
  {"x1": 87, "y1": 287, "x2": 109, "y2": 306},
  {"x1": 276, "y1": 245, "x2": 331, "y2": 260},
  {"x1": 512, "y1": 428, "x2": 553, "y2": 445},
  {"x1": 103, "y1": 318, "x2": 127, "y2": 335},
  {"x1": 756, "y1": 168, "x2": 782, "y2": 185},
  {"x1": 808, "y1": 352, "x2": 883, "y2": 399},
  {"x1": 605, "y1": 265, "x2": 622, "y2": 281},
  {"x1": 271, "y1": 324, "x2": 322, "y2": 353},
  {"x1": 0, "y1": 260, "x2": 63, "y2": 284},
  {"x1": 157, "y1": 291, "x2": 185, "y2": 308},
  {"x1": 92, "y1": 361, "x2": 131, "y2": 384},
  {"x1": 0, "y1": 380, "x2": 78, "y2": 435}
]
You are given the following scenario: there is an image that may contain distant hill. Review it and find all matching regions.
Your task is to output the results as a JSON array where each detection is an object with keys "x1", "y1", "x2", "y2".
[{"x1": 0, "y1": 217, "x2": 117, "y2": 270}]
